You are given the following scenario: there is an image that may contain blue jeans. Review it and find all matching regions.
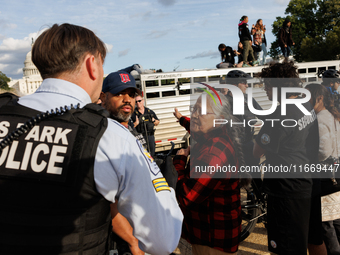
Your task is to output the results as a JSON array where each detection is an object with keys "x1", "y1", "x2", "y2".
[
  {"x1": 281, "y1": 46, "x2": 291, "y2": 58},
  {"x1": 261, "y1": 43, "x2": 267, "y2": 65}
]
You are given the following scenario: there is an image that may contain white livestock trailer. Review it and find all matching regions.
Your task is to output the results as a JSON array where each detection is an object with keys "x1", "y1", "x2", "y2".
[{"x1": 133, "y1": 60, "x2": 340, "y2": 152}]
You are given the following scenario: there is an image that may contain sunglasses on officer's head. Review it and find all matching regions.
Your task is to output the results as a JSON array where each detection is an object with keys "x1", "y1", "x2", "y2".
[{"x1": 136, "y1": 100, "x2": 143, "y2": 103}]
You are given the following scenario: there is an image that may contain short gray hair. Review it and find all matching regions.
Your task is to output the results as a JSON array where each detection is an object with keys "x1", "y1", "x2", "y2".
[{"x1": 206, "y1": 91, "x2": 245, "y2": 167}]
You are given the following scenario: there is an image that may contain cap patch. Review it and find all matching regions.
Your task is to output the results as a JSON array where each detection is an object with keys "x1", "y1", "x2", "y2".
[
  {"x1": 119, "y1": 73, "x2": 131, "y2": 83},
  {"x1": 270, "y1": 240, "x2": 277, "y2": 249}
]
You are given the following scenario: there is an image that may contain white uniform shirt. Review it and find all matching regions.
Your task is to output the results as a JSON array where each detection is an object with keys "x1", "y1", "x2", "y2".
[{"x1": 18, "y1": 78, "x2": 183, "y2": 255}]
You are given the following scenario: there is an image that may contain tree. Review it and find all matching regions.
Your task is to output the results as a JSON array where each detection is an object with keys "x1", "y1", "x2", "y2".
[
  {"x1": 269, "y1": 0, "x2": 340, "y2": 62},
  {"x1": 0, "y1": 71, "x2": 11, "y2": 90},
  {"x1": 300, "y1": 26, "x2": 340, "y2": 61}
]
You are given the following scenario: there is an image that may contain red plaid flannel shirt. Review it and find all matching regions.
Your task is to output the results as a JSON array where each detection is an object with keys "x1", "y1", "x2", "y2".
[{"x1": 173, "y1": 117, "x2": 241, "y2": 253}]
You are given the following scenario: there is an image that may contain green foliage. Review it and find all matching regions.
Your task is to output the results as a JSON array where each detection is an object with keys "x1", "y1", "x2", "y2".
[
  {"x1": 269, "y1": 0, "x2": 340, "y2": 62},
  {"x1": 323, "y1": 0, "x2": 340, "y2": 28},
  {"x1": 0, "y1": 71, "x2": 11, "y2": 90},
  {"x1": 301, "y1": 26, "x2": 340, "y2": 61}
]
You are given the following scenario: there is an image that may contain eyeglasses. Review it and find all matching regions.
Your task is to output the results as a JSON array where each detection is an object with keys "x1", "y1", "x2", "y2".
[{"x1": 136, "y1": 100, "x2": 143, "y2": 103}]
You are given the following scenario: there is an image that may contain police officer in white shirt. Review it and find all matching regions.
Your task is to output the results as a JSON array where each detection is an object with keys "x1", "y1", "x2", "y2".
[{"x1": 0, "y1": 23, "x2": 183, "y2": 255}]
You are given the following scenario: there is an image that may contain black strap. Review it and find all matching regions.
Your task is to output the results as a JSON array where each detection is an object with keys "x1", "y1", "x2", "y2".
[{"x1": 0, "y1": 92, "x2": 19, "y2": 108}]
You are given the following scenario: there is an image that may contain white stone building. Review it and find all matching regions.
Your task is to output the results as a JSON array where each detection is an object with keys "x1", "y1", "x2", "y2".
[{"x1": 8, "y1": 49, "x2": 43, "y2": 95}]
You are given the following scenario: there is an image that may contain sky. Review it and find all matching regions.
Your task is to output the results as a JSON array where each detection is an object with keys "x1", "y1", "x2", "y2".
[{"x1": 0, "y1": 0, "x2": 290, "y2": 80}]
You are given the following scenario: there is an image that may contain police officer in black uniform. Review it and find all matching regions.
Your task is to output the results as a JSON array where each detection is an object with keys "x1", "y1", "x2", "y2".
[{"x1": 131, "y1": 95, "x2": 160, "y2": 157}]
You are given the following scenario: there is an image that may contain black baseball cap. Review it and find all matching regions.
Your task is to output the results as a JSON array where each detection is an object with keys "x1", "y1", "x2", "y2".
[{"x1": 102, "y1": 71, "x2": 141, "y2": 95}]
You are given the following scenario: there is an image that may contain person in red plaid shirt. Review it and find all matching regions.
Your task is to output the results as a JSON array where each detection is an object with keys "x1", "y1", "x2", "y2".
[{"x1": 173, "y1": 91, "x2": 245, "y2": 255}]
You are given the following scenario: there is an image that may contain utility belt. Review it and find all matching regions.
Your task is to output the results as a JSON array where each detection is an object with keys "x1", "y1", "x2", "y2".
[
  {"x1": 142, "y1": 130, "x2": 155, "y2": 136},
  {"x1": 137, "y1": 117, "x2": 155, "y2": 135}
]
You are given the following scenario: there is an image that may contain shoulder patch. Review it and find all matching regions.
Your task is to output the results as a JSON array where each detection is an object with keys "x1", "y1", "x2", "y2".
[
  {"x1": 136, "y1": 140, "x2": 160, "y2": 176},
  {"x1": 152, "y1": 177, "x2": 170, "y2": 192},
  {"x1": 261, "y1": 133, "x2": 270, "y2": 145}
]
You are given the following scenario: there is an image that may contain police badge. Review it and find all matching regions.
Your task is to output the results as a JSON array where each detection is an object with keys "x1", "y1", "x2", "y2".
[{"x1": 261, "y1": 133, "x2": 270, "y2": 145}]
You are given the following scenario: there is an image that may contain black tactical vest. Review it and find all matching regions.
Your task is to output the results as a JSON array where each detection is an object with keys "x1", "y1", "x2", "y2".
[
  {"x1": 0, "y1": 93, "x2": 111, "y2": 255},
  {"x1": 134, "y1": 108, "x2": 155, "y2": 136}
]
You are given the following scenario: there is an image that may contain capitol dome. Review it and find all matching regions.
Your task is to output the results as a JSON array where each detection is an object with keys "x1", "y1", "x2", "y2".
[
  {"x1": 7, "y1": 42, "x2": 43, "y2": 95},
  {"x1": 23, "y1": 50, "x2": 41, "y2": 78}
]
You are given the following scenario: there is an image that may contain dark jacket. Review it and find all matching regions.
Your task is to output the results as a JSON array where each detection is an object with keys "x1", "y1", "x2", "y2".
[
  {"x1": 239, "y1": 22, "x2": 252, "y2": 42},
  {"x1": 132, "y1": 107, "x2": 158, "y2": 136},
  {"x1": 221, "y1": 46, "x2": 235, "y2": 65},
  {"x1": 279, "y1": 22, "x2": 294, "y2": 47}
]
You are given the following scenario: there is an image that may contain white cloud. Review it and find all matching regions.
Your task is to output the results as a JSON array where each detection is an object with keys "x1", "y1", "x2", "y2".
[
  {"x1": 118, "y1": 49, "x2": 130, "y2": 57},
  {"x1": 0, "y1": 32, "x2": 40, "y2": 79},
  {"x1": 0, "y1": 32, "x2": 38, "y2": 52},
  {"x1": 0, "y1": 37, "x2": 30, "y2": 51},
  {"x1": 0, "y1": 0, "x2": 289, "y2": 75},
  {"x1": 0, "y1": 54, "x2": 13, "y2": 62},
  {"x1": 185, "y1": 50, "x2": 219, "y2": 60}
]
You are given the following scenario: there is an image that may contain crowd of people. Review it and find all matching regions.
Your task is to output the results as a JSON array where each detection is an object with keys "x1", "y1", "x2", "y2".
[
  {"x1": 98, "y1": 58, "x2": 340, "y2": 255},
  {"x1": 217, "y1": 15, "x2": 266, "y2": 69},
  {"x1": 0, "y1": 23, "x2": 183, "y2": 255},
  {"x1": 217, "y1": 16, "x2": 295, "y2": 69},
  {"x1": 173, "y1": 63, "x2": 340, "y2": 255},
  {"x1": 0, "y1": 21, "x2": 340, "y2": 255}
]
